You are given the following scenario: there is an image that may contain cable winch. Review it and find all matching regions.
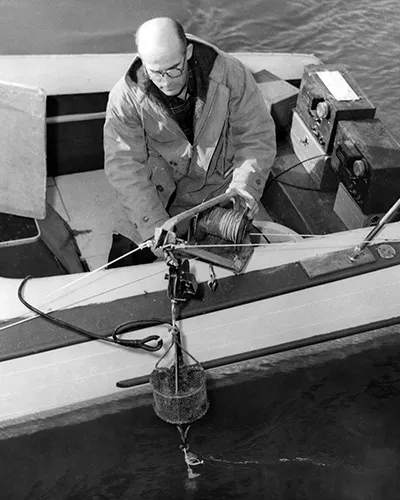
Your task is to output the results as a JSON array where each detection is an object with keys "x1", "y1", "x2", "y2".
[
  {"x1": 154, "y1": 189, "x2": 255, "y2": 272},
  {"x1": 193, "y1": 205, "x2": 249, "y2": 243}
]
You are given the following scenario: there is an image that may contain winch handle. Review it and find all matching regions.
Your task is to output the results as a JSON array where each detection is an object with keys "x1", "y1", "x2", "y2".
[{"x1": 157, "y1": 188, "x2": 238, "y2": 234}]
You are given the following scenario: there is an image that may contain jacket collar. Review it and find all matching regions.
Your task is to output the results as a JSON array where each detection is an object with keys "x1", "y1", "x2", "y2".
[{"x1": 126, "y1": 37, "x2": 218, "y2": 104}]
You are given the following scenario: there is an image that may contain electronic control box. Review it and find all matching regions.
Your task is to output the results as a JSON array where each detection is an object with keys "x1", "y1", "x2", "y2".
[
  {"x1": 331, "y1": 118, "x2": 400, "y2": 214},
  {"x1": 295, "y1": 64, "x2": 376, "y2": 153}
]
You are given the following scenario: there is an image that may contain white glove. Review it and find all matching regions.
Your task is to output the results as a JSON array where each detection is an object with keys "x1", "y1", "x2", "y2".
[{"x1": 226, "y1": 187, "x2": 259, "y2": 219}]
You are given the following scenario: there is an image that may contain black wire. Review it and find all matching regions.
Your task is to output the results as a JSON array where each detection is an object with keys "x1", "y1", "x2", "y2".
[
  {"x1": 17, "y1": 276, "x2": 169, "y2": 351},
  {"x1": 272, "y1": 154, "x2": 336, "y2": 193},
  {"x1": 273, "y1": 154, "x2": 329, "y2": 180}
]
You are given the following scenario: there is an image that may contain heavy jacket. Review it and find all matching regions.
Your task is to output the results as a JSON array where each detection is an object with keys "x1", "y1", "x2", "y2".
[{"x1": 104, "y1": 35, "x2": 276, "y2": 244}]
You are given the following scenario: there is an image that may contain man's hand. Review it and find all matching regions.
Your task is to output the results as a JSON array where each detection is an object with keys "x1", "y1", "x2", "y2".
[{"x1": 226, "y1": 187, "x2": 259, "y2": 219}]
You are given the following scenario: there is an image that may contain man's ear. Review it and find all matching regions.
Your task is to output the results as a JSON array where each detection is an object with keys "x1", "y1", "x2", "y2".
[{"x1": 186, "y1": 43, "x2": 193, "y2": 60}]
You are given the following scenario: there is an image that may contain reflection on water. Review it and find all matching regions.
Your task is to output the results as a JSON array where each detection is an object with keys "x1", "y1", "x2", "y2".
[
  {"x1": 1, "y1": 328, "x2": 400, "y2": 499},
  {"x1": 0, "y1": 0, "x2": 400, "y2": 135}
]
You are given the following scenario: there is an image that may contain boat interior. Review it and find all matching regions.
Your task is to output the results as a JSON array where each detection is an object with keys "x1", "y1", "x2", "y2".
[
  {"x1": 42, "y1": 134, "x2": 339, "y2": 273},
  {"x1": 2, "y1": 54, "x2": 400, "y2": 279}
]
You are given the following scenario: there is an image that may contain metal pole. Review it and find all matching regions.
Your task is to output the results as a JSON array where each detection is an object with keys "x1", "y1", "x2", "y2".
[
  {"x1": 171, "y1": 301, "x2": 183, "y2": 358},
  {"x1": 171, "y1": 300, "x2": 184, "y2": 394},
  {"x1": 350, "y1": 197, "x2": 400, "y2": 260}
]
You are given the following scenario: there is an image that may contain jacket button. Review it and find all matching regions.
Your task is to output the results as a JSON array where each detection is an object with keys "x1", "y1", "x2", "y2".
[
  {"x1": 143, "y1": 216, "x2": 149, "y2": 222},
  {"x1": 255, "y1": 178, "x2": 262, "y2": 185},
  {"x1": 169, "y1": 161, "x2": 177, "y2": 166},
  {"x1": 156, "y1": 185, "x2": 164, "y2": 192}
]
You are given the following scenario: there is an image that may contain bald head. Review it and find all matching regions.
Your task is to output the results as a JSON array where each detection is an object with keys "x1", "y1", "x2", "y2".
[
  {"x1": 135, "y1": 18, "x2": 187, "y2": 64},
  {"x1": 135, "y1": 18, "x2": 193, "y2": 97}
]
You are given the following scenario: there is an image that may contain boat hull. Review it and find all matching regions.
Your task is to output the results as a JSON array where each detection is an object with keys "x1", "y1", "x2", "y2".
[{"x1": 2, "y1": 226, "x2": 400, "y2": 430}]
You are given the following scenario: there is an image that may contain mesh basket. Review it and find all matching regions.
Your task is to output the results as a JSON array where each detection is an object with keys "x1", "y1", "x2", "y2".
[{"x1": 150, "y1": 363, "x2": 209, "y2": 425}]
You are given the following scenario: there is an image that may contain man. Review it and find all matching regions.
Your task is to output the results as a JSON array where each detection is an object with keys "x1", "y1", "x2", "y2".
[{"x1": 104, "y1": 17, "x2": 276, "y2": 266}]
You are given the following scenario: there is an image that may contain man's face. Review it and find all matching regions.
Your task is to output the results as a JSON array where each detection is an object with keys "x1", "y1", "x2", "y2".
[{"x1": 141, "y1": 44, "x2": 191, "y2": 97}]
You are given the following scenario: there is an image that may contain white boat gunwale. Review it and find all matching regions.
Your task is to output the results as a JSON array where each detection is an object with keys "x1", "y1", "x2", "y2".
[{"x1": 0, "y1": 52, "x2": 322, "y2": 95}]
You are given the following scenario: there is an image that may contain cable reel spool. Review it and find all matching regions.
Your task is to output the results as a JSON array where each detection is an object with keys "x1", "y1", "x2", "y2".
[
  {"x1": 192, "y1": 205, "x2": 251, "y2": 245},
  {"x1": 182, "y1": 205, "x2": 254, "y2": 273},
  {"x1": 153, "y1": 189, "x2": 255, "y2": 273}
]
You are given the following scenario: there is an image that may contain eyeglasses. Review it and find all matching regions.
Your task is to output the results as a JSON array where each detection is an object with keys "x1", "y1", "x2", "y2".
[{"x1": 146, "y1": 53, "x2": 186, "y2": 81}]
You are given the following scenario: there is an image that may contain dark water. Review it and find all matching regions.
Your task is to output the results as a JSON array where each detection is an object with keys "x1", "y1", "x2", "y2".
[
  {"x1": 2, "y1": 330, "x2": 400, "y2": 499},
  {"x1": 2, "y1": 1, "x2": 400, "y2": 498},
  {"x1": 1, "y1": 0, "x2": 400, "y2": 137}
]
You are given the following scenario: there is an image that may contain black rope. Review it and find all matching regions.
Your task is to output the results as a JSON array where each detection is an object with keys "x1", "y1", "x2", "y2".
[
  {"x1": 18, "y1": 276, "x2": 168, "y2": 352},
  {"x1": 272, "y1": 154, "x2": 336, "y2": 193}
]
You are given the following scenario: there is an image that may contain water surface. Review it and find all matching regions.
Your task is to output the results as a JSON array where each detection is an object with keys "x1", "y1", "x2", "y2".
[
  {"x1": 1, "y1": 329, "x2": 400, "y2": 499},
  {"x1": 1, "y1": 0, "x2": 399, "y2": 135}
]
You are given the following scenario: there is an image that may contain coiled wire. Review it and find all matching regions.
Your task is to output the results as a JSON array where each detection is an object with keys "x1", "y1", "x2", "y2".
[{"x1": 195, "y1": 207, "x2": 249, "y2": 243}]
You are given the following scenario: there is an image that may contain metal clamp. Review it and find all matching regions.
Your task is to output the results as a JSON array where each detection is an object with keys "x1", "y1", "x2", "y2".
[{"x1": 167, "y1": 258, "x2": 198, "y2": 303}]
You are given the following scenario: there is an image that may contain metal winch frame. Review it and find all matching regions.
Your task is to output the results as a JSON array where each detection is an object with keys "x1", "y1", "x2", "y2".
[{"x1": 153, "y1": 189, "x2": 254, "y2": 273}]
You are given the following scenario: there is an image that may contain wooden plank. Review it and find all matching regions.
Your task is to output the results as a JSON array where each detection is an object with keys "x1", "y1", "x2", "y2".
[
  {"x1": 0, "y1": 82, "x2": 46, "y2": 219},
  {"x1": 300, "y1": 247, "x2": 375, "y2": 278}
]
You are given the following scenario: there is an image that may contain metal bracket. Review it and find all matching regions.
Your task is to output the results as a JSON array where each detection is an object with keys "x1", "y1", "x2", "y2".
[
  {"x1": 153, "y1": 189, "x2": 254, "y2": 273},
  {"x1": 167, "y1": 258, "x2": 198, "y2": 303}
]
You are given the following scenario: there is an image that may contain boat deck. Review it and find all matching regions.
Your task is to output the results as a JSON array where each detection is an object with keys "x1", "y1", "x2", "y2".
[{"x1": 46, "y1": 170, "x2": 123, "y2": 270}]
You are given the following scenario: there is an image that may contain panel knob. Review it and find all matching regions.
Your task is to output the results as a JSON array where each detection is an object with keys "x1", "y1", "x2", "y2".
[
  {"x1": 353, "y1": 159, "x2": 367, "y2": 177},
  {"x1": 316, "y1": 101, "x2": 330, "y2": 119}
]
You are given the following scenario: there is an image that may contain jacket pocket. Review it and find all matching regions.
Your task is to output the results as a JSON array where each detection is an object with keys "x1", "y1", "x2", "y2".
[{"x1": 147, "y1": 155, "x2": 176, "y2": 207}]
